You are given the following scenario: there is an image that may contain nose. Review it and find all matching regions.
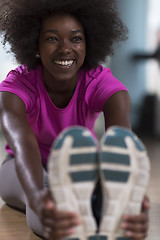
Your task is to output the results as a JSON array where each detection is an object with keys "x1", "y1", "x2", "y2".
[{"x1": 58, "y1": 40, "x2": 71, "y2": 54}]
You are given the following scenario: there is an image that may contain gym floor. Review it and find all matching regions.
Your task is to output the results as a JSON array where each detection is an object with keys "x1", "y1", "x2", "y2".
[{"x1": 0, "y1": 131, "x2": 160, "y2": 240}]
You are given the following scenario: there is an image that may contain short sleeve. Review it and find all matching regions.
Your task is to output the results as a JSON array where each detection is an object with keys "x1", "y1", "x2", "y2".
[
  {"x1": 0, "y1": 66, "x2": 37, "y2": 113},
  {"x1": 85, "y1": 66, "x2": 128, "y2": 112}
]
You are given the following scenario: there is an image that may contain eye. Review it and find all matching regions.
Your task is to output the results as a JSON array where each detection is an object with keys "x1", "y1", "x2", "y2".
[
  {"x1": 72, "y1": 36, "x2": 83, "y2": 42},
  {"x1": 46, "y1": 36, "x2": 58, "y2": 42}
]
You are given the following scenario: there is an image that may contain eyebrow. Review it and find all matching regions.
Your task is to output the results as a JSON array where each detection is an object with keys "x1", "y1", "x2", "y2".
[{"x1": 43, "y1": 30, "x2": 84, "y2": 34}]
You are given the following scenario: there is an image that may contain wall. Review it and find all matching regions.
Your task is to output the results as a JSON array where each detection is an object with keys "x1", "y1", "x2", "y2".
[
  {"x1": 0, "y1": 39, "x2": 17, "y2": 83},
  {"x1": 110, "y1": 0, "x2": 149, "y2": 129}
]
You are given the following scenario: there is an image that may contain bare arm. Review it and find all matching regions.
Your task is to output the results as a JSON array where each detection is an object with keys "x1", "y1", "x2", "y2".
[
  {"x1": 0, "y1": 91, "x2": 80, "y2": 239},
  {"x1": 0, "y1": 91, "x2": 43, "y2": 209},
  {"x1": 103, "y1": 90, "x2": 131, "y2": 130}
]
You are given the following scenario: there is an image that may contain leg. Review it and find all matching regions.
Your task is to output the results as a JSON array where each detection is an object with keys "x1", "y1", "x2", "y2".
[
  {"x1": 0, "y1": 155, "x2": 48, "y2": 238},
  {"x1": 0, "y1": 156, "x2": 26, "y2": 210}
]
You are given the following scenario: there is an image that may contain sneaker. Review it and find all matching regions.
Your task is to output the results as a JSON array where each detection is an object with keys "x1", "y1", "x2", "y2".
[
  {"x1": 48, "y1": 126, "x2": 99, "y2": 240},
  {"x1": 98, "y1": 126, "x2": 150, "y2": 240}
]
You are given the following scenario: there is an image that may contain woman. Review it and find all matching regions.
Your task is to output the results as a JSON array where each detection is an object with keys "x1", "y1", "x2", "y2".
[{"x1": 0, "y1": 0, "x2": 149, "y2": 239}]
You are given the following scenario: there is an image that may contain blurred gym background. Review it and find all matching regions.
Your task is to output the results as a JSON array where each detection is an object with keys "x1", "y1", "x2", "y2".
[{"x1": 0, "y1": 0, "x2": 160, "y2": 239}]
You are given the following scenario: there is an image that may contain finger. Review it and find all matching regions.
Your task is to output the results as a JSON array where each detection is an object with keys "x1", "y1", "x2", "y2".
[
  {"x1": 42, "y1": 212, "x2": 80, "y2": 239},
  {"x1": 125, "y1": 230, "x2": 147, "y2": 240},
  {"x1": 39, "y1": 204, "x2": 55, "y2": 222},
  {"x1": 122, "y1": 212, "x2": 149, "y2": 224},
  {"x1": 45, "y1": 226, "x2": 76, "y2": 240},
  {"x1": 43, "y1": 214, "x2": 80, "y2": 230},
  {"x1": 41, "y1": 206, "x2": 80, "y2": 233},
  {"x1": 53, "y1": 217, "x2": 80, "y2": 230},
  {"x1": 142, "y1": 195, "x2": 150, "y2": 211},
  {"x1": 53, "y1": 209, "x2": 80, "y2": 222},
  {"x1": 45, "y1": 200, "x2": 55, "y2": 209},
  {"x1": 43, "y1": 227, "x2": 52, "y2": 240},
  {"x1": 121, "y1": 221, "x2": 148, "y2": 233}
]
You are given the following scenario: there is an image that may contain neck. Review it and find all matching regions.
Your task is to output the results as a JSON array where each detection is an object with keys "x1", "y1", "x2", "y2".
[{"x1": 42, "y1": 68, "x2": 79, "y2": 94}]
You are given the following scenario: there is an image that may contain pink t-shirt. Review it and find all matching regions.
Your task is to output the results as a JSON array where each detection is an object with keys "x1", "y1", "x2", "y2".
[{"x1": 0, "y1": 64, "x2": 127, "y2": 165}]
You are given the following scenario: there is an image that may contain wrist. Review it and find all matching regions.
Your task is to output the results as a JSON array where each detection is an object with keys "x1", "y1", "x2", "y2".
[
  {"x1": 27, "y1": 189, "x2": 43, "y2": 212},
  {"x1": 28, "y1": 188, "x2": 55, "y2": 214}
]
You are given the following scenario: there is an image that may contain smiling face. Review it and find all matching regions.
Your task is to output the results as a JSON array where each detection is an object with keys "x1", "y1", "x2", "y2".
[{"x1": 39, "y1": 12, "x2": 86, "y2": 87}]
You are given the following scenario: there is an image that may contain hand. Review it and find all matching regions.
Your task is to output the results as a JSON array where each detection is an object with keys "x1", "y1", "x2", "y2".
[
  {"x1": 31, "y1": 189, "x2": 81, "y2": 240},
  {"x1": 121, "y1": 196, "x2": 150, "y2": 239}
]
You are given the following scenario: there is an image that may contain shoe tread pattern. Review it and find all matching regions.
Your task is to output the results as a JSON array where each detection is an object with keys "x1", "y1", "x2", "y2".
[
  {"x1": 99, "y1": 126, "x2": 150, "y2": 240},
  {"x1": 48, "y1": 127, "x2": 98, "y2": 240}
]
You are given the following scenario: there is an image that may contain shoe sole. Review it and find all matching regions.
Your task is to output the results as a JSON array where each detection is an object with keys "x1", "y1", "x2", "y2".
[
  {"x1": 48, "y1": 126, "x2": 99, "y2": 240},
  {"x1": 99, "y1": 126, "x2": 150, "y2": 240}
]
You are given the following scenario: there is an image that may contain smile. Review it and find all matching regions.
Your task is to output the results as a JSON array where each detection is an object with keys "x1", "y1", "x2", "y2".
[{"x1": 54, "y1": 60, "x2": 74, "y2": 67}]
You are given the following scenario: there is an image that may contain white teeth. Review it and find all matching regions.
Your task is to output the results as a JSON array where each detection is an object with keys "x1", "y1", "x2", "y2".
[{"x1": 55, "y1": 60, "x2": 74, "y2": 66}]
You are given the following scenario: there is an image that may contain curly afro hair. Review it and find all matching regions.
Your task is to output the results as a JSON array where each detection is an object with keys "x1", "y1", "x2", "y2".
[{"x1": 0, "y1": 0, "x2": 128, "y2": 70}]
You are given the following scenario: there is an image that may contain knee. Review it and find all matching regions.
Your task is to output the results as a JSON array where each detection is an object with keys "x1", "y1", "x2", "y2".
[
  {"x1": 0, "y1": 164, "x2": 26, "y2": 210},
  {"x1": 0, "y1": 167, "x2": 8, "y2": 203}
]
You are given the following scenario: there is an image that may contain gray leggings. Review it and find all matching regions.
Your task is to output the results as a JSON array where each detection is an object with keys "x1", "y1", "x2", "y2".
[{"x1": 0, "y1": 155, "x2": 48, "y2": 237}]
